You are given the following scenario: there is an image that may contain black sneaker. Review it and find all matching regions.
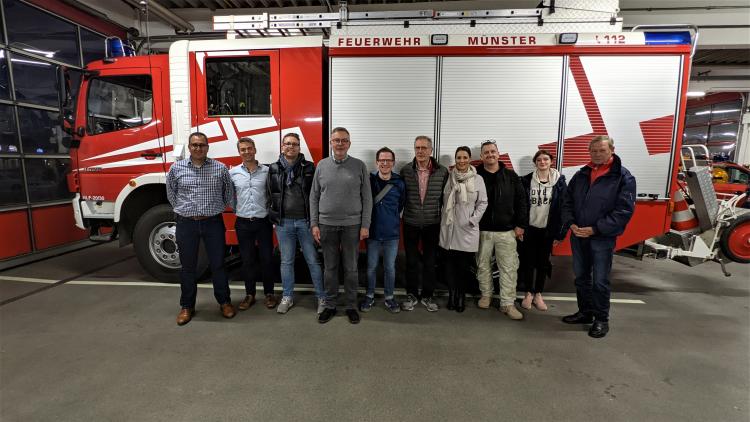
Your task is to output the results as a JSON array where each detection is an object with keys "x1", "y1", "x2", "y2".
[
  {"x1": 345, "y1": 309, "x2": 360, "y2": 324},
  {"x1": 318, "y1": 307, "x2": 336, "y2": 324}
]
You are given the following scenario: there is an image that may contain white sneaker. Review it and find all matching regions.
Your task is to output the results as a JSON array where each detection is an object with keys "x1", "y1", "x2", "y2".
[
  {"x1": 501, "y1": 304, "x2": 524, "y2": 320},
  {"x1": 277, "y1": 296, "x2": 294, "y2": 314},
  {"x1": 317, "y1": 298, "x2": 326, "y2": 315}
]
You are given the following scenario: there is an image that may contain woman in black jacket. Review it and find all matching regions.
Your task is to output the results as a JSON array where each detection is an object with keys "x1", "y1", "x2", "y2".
[{"x1": 518, "y1": 149, "x2": 568, "y2": 311}]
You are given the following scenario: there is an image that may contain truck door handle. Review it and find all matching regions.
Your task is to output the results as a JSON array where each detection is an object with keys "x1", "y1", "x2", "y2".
[{"x1": 140, "y1": 151, "x2": 162, "y2": 160}]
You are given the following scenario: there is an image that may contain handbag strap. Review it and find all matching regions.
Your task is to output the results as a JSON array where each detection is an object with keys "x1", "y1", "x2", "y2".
[{"x1": 373, "y1": 183, "x2": 394, "y2": 205}]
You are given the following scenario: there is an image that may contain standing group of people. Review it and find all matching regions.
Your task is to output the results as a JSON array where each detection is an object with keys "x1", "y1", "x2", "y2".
[{"x1": 166, "y1": 129, "x2": 635, "y2": 338}]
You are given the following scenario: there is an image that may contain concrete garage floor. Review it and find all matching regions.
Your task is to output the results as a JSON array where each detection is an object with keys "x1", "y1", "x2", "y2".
[{"x1": 0, "y1": 242, "x2": 748, "y2": 422}]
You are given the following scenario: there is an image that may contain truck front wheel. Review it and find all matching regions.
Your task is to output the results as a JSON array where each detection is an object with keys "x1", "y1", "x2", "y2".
[{"x1": 132, "y1": 204, "x2": 207, "y2": 282}]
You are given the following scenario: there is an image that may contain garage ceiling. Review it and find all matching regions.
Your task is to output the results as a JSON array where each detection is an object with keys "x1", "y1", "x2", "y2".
[{"x1": 154, "y1": 0, "x2": 461, "y2": 8}]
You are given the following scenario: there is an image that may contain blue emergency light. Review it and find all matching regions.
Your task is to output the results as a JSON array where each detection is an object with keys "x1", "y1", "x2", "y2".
[
  {"x1": 644, "y1": 31, "x2": 691, "y2": 45},
  {"x1": 105, "y1": 37, "x2": 135, "y2": 58}
]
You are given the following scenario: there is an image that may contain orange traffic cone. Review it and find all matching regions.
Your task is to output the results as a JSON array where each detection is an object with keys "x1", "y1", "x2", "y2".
[{"x1": 671, "y1": 190, "x2": 700, "y2": 232}]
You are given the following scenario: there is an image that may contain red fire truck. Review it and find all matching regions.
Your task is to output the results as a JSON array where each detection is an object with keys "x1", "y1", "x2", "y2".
[{"x1": 63, "y1": 5, "x2": 738, "y2": 281}]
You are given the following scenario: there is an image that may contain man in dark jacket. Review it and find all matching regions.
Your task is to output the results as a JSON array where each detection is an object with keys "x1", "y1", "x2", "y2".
[
  {"x1": 266, "y1": 132, "x2": 324, "y2": 315},
  {"x1": 399, "y1": 135, "x2": 449, "y2": 312},
  {"x1": 476, "y1": 140, "x2": 528, "y2": 320},
  {"x1": 360, "y1": 147, "x2": 406, "y2": 314},
  {"x1": 561, "y1": 135, "x2": 636, "y2": 338}
]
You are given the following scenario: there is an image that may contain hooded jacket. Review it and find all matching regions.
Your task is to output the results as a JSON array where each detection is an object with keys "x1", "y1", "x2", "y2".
[
  {"x1": 477, "y1": 162, "x2": 529, "y2": 232},
  {"x1": 369, "y1": 171, "x2": 406, "y2": 241},
  {"x1": 521, "y1": 168, "x2": 568, "y2": 241},
  {"x1": 561, "y1": 154, "x2": 636, "y2": 239}
]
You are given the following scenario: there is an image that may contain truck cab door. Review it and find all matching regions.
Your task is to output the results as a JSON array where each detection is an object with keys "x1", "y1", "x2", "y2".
[
  {"x1": 73, "y1": 67, "x2": 165, "y2": 209},
  {"x1": 191, "y1": 49, "x2": 281, "y2": 168}
]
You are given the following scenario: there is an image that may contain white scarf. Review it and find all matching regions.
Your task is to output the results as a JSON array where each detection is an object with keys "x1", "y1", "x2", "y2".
[{"x1": 443, "y1": 165, "x2": 477, "y2": 226}]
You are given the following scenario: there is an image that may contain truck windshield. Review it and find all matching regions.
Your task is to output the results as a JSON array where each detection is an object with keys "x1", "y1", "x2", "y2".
[{"x1": 86, "y1": 75, "x2": 152, "y2": 135}]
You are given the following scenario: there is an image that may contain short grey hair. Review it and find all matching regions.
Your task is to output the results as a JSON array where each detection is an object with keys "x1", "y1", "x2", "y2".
[
  {"x1": 590, "y1": 135, "x2": 614, "y2": 150},
  {"x1": 414, "y1": 135, "x2": 433, "y2": 149}
]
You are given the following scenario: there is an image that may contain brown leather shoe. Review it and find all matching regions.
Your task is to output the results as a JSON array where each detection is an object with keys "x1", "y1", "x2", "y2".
[
  {"x1": 264, "y1": 294, "x2": 278, "y2": 309},
  {"x1": 238, "y1": 294, "x2": 256, "y2": 311},
  {"x1": 176, "y1": 308, "x2": 194, "y2": 326},
  {"x1": 220, "y1": 303, "x2": 236, "y2": 319}
]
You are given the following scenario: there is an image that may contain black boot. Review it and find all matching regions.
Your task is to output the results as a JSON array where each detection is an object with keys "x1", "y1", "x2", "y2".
[
  {"x1": 455, "y1": 290, "x2": 465, "y2": 313},
  {"x1": 447, "y1": 289, "x2": 456, "y2": 311}
]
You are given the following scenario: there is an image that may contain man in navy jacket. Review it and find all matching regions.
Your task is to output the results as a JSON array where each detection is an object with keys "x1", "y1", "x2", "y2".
[{"x1": 561, "y1": 136, "x2": 636, "y2": 338}]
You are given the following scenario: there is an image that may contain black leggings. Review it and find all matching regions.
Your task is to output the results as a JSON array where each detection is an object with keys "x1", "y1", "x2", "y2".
[
  {"x1": 443, "y1": 248, "x2": 476, "y2": 295},
  {"x1": 518, "y1": 226, "x2": 553, "y2": 293}
]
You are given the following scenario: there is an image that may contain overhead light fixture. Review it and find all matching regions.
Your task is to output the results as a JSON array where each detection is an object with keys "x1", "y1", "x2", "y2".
[{"x1": 686, "y1": 91, "x2": 706, "y2": 97}]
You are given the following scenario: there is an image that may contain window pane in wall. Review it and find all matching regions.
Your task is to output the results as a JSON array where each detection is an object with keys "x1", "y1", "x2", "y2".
[
  {"x1": 0, "y1": 50, "x2": 9, "y2": 100},
  {"x1": 80, "y1": 29, "x2": 106, "y2": 67},
  {"x1": 0, "y1": 158, "x2": 25, "y2": 205},
  {"x1": 685, "y1": 105, "x2": 710, "y2": 126},
  {"x1": 24, "y1": 158, "x2": 72, "y2": 203},
  {"x1": 708, "y1": 122, "x2": 739, "y2": 143},
  {"x1": 710, "y1": 100, "x2": 742, "y2": 123},
  {"x1": 18, "y1": 107, "x2": 69, "y2": 154},
  {"x1": 0, "y1": 104, "x2": 18, "y2": 154},
  {"x1": 11, "y1": 53, "x2": 59, "y2": 107},
  {"x1": 4, "y1": 0, "x2": 80, "y2": 66},
  {"x1": 682, "y1": 126, "x2": 708, "y2": 145}
]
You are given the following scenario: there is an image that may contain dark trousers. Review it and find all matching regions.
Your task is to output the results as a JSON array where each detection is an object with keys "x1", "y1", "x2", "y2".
[
  {"x1": 404, "y1": 223, "x2": 440, "y2": 299},
  {"x1": 235, "y1": 216, "x2": 275, "y2": 296},
  {"x1": 443, "y1": 248, "x2": 475, "y2": 296},
  {"x1": 319, "y1": 224, "x2": 360, "y2": 310},
  {"x1": 518, "y1": 226, "x2": 553, "y2": 293},
  {"x1": 175, "y1": 215, "x2": 230, "y2": 309},
  {"x1": 570, "y1": 235, "x2": 616, "y2": 322}
]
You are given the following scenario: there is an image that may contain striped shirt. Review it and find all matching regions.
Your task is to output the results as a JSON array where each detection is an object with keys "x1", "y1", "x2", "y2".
[
  {"x1": 166, "y1": 158, "x2": 235, "y2": 217},
  {"x1": 229, "y1": 163, "x2": 269, "y2": 219}
]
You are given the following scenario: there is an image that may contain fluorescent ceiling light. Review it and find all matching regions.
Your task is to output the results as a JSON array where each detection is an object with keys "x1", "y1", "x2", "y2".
[{"x1": 686, "y1": 91, "x2": 705, "y2": 97}]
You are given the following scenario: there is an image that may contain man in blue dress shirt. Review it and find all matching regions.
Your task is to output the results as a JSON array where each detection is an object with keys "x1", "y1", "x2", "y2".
[
  {"x1": 230, "y1": 137, "x2": 278, "y2": 312},
  {"x1": 167, "y1": 132, "x2": 236, "y2": 326}
]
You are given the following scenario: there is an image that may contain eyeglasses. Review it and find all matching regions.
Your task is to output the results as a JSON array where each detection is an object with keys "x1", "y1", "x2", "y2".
[
  {"x1": 189, "y1": 143, "x2": 208, "y2": 149},
  {"x1": 283, "y1": 142, "x2": 300, "y2": 147},
  {"x1": 377, "y1": 159, "x2": 394, "y2": 163},
  {"x1": 481, "y1": 139, "x2": 497, "y2": 147},
  {"x1": 331, "y1": 138, "x2": 350, "y2": 145}
]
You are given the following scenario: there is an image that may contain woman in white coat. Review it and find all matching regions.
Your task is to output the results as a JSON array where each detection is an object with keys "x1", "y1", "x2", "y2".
[{"x1": 439, "y1": 146, "x2": 488, "y2": 312}]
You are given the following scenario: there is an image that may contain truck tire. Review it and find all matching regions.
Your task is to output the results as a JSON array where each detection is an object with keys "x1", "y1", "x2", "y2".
[
  {"x1": 719, "y1": 213, "x2": 750, "y2": 264},
  {"x1": 132, "y1": 204, "x2": 207, "y2": 282}
]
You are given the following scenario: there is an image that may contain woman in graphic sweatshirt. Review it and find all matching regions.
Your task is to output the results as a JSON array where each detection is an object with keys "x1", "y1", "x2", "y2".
[{"x1": 519, "y1": 150, "x2": 569, "y2": 311}]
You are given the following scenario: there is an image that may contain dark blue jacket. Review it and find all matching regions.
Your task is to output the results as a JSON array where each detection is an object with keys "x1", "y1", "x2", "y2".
[
  {"x1": 369, "y1": 171, "x2": 406, "y2": 241},
  {"x1": 561, "y1": 154, "x2": 636, "y2": 239},
  {"x1": 521, "y1": 172, "x2": 569, "y2": 241}
]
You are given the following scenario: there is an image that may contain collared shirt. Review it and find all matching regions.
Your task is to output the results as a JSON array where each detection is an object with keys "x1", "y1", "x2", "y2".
[
  {"x1": 230, "y1": 162, "x2": 269, "y2": 218},
  {"x1": 166, "y1": 158, "x2": 235, "y2": 217},
  {"x1": 417, "y1": 159, "x2": 432, "y2": 204},
  {"x1": 587, "y1": 156, "x2": 614, "y2": 185}
]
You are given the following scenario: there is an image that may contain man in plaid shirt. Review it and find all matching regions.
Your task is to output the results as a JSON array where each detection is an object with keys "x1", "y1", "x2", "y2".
[{"x1": 167, "y1": 131, "x2": 236, "y2": 326}]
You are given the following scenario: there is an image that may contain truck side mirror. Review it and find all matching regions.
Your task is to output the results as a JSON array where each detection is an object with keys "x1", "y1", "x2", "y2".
[{"x1": 58, "y1": 66, "x2": 76, "y2": 136}]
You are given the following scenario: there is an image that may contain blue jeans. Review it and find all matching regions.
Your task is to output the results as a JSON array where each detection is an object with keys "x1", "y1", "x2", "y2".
[
  {"x1": 175, "y1": 215, "x2": 230, "y2": 308},
  {"x1": 275, "y1": 218, "x2": 323, "y2": 299},
  {"x1": 366, "y1": 239, "x2": 399, "y2": 299},
  {"x1": 570, "y1": 235, "x2": 616, "y2": 322}
]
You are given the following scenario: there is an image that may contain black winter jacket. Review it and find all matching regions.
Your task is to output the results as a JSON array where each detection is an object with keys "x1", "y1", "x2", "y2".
[
  {"x1": 521, "y1": 172, "x2": 569, "y2": 241},
  {"x1": 400, "y1": 157, "x2": 448, "y2": 227},
  {"x1": 266, "y1": 154, "x2": 315, "y2": 225},
  {"x1": 477, "y1": 162, "x2": 529, "y2": 231},
  {"x1": 561, "y1": 154, "x2": 636, "y2": 239}
]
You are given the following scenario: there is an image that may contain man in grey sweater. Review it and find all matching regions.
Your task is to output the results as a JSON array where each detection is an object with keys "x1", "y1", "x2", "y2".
[{"x1": 311, "y1": 127, "x2": 372, "y2": 324}]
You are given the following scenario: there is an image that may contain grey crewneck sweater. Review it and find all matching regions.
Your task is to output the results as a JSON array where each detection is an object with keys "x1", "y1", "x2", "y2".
[{"x1": 310, "y1": 155, "x2": 372, "y2": 228}]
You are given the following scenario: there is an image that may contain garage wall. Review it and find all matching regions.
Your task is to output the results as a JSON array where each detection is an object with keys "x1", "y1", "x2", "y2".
[{"x1": 0, "y1": 0, "x2": 125, "y2": 260}]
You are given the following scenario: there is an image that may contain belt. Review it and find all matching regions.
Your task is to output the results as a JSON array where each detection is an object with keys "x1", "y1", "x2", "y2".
[
  {"x1": 178, "y1": 214, "x2": 219, "y2": 221},
  {"x1": 236, "y1": 216, "x2": 266, "y2": 222}
]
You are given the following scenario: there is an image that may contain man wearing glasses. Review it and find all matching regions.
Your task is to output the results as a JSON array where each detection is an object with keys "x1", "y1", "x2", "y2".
[
  {"x1": 167, "y1": 132, "x2": 236, "y2": 326},
  {"x1": 476, "y1": 140, "x2": 528, "y2": 320},
  {"x1": 399, "y1": 135, "x2": 448, "y2": 312},
  {"x1": 310, "y1": 127, "x2": 372, "y2": 324},
  {"x1": 266, "y1": 132, "x2": 324, "y2": 315}
]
